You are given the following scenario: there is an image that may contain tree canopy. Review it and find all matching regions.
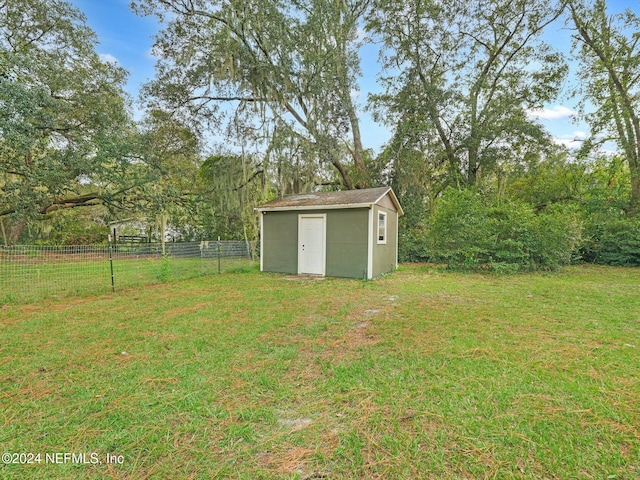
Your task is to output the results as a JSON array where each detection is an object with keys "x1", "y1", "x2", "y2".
[
  {"x1": 132, "y1": 0, "x2": 371, "y2": 189},
  {"x1": 0, "y1": 0, "x2": 132, "y2": 241},
  {"x1": 568, "y1": 0, "x2": 640, "y2": 209},
  {"x1": 368, "y1": 0, "x2": 567, "y2": 190}
]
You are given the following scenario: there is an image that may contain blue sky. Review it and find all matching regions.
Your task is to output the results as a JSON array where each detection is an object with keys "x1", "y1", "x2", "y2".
[
  {"x1": 69, "y1": 0, "x2": 637, "y2": 155},
  {"x1": 69, "y1": 0, "x2": 158, "y2": 104}
]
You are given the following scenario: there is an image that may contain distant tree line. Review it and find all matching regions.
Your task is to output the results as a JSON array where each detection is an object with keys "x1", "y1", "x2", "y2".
[{"x1": 2, "y1": 0, "x2": 639, "y2": 267}]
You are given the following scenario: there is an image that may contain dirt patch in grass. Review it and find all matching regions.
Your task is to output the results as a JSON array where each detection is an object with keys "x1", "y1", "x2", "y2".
[
  {"x1": 19, "y1": 304, "x2": 43, "y2": 315},
  {"x1": 133, "y1": 286, "x2": 217, "y2": 301},
  {"x1": 290, "y1": 314, "x2": 379, "y2": 371},
  {"x1": 162, "y1": 302, "x2": 214, "y2": 321},
  {"x1": 282, "y1": 275, "x2": 327, "y2": 282},
  {"x1": 333, "y1": 315, "x2": 380, "y2": 354},
  {"x1": 46, "y1": 297, "x2": 99, "y2": 311},
  {"x1": 256, "y1": 446, "x2": 317, "y2": 474},
  {"x1": 278, "y1": 416, "x2": 313, "y2": 431},
  {"x1": 321, "y1": 302, "x2": 398, "y2": 359},
  {"x1": 275, "y1": 446, "x2": 316, "y2": 474}
]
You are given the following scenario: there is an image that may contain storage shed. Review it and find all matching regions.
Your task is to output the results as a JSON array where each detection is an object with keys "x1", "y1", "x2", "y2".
[{"x1": 256, "y1": 187, "x2": 403, "y2": 279}]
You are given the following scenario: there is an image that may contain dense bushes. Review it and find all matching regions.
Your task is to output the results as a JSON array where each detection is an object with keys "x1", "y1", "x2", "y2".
[
  {"x1": 396, "y1": 191, "x2": 431, "y2": 263},
  {"x1": 400, "y1": 189, "x2": 583, "y2": 272},
  {"x1": 396, "y1": 153, "x2": 640, "y2": 270},
  {"x1": 397, "y1": 183, "x2": 640, "y2": 270},
  {"x1": 581, "y1": 213, "x2": 640, "y2": 266}
]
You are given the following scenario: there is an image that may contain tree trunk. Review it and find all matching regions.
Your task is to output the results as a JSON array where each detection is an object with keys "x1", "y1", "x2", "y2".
[
  {"x1": 7, "y1": 219, "x2": 26, "y2": 245},
  {"x1": 630, "y1": 173, "x2": 640, "y2": 215},
  {"x1": 467, "y1": 143, "x2": 479, "y2": 186},
  {"x1": 346, "y1": 96, "x2": 368, "y2": 188},
  {"x1": 330, "y1": 155, "x2": 355, "y2": 190},
  {"x1": 160, "y1": 214, "x2": 167, "y2": 255},
  {"x1": 0, "y1": 218, "x2": 8, "y2": 246}
]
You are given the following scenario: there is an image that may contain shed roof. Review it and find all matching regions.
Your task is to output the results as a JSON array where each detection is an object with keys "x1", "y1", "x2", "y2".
[{"x1": 256, "y1": 186, "x2": 403, "y2": 215}]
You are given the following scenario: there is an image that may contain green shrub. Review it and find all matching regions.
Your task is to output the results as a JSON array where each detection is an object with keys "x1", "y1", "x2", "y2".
[
  {"x1": 428, "y1": 188, "x2": 492, "y2": 269},
  {"x1": 396, "y1": 191, "x2": 431, "y2": 262},
  {"x1": 581, "y1": 213, "x2": 640, "y2": 266},
  {"x1": 487, "y1": 201, "x2": 535, "y2": 270},
  {"x1": 398, "y1": 224, "x2": 431, "y2": 262},
  {"x1": 427, "y1": 189, "x2": 582, "y2": 272},
  {"x1": 157, "y1": 255, "x2": 171, "y2": 282},
  {"x1": 530, "y1": 204, "x2": 583, "y2": 269}
]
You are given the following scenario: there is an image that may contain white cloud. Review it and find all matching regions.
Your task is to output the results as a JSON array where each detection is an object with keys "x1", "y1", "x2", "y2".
[
  {"x1": 527, "y1": 105, "x2": 576, "y2": 120},
  {"x1": 99, "y1": 53, "x2": 120, "y2": 66},
  {"x1": 553, "y1": 130, "x2": 588, "y2": 149}
]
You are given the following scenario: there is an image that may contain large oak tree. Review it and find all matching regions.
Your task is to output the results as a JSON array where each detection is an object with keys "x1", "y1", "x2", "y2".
[
  {"x1": 0, "y1": 0, "x2": 132, "y2": 242},
  {"x1": 568, "y1": 0, "x2": 640, "y2": 211},
  {"x1": 133, "y1": 0, "x2": 371, "y2": 190},
  {"x1": 368, "y1": 0, "x2": 567, "y2": 190}
]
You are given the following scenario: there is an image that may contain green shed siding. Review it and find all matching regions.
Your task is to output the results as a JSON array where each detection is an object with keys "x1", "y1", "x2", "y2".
[
  {"x1": 258, "y1": 188, "x2": 402, "y2": 279},
  {"x1": 261, "y1": 208, "x2": 369, "y2": 277},
  {"x1": 325, "y1": 208, "x2": 369, "y2": 278},
  {"x1": 371, "y1": 205, "x2": 398, "y2": 278},
  {"x1": 261, "y1": 211, "x2": 298, "y2": 273}
]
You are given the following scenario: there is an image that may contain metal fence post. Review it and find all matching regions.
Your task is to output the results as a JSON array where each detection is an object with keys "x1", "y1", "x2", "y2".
[
  {"x1": 200, "y1": 241, "x2": 204, "y2": 276},
  {"x1": 108, "y1": 234, "x2": 115, "y2": 292},
  {"x1": 217, "y1": 236, "x2": 221, "y2": 274}
]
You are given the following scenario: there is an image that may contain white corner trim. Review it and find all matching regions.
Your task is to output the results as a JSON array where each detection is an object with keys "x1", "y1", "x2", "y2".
[
  {"x1": 259, "y1": 211, "x2": 264, "y2": 272},
  {"x1": 367, "y1": 207, "x2": 374, "y2": 279},
  {"x1": 395, "y1": 210, "x2": 399, "y2": 268}
]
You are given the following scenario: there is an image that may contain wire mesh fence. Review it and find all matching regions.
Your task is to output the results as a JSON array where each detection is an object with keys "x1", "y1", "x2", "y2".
[{"x1": 0, "y1": 241, "x2": 255, "y2": 304}]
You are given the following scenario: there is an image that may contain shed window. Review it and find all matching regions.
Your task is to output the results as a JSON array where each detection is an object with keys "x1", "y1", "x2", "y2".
[{"x1": 377, "y1": 211, "x2": 387, "y2": 244}]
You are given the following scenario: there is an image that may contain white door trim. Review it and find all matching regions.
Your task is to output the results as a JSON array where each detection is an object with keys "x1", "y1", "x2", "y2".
[{"x1": 298, "y1": 214, "x2": 326, "y2": 275}]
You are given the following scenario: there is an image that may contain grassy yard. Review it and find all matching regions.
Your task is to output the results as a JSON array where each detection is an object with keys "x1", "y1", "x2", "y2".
[{"x1": 0, "y1": 264, "x2": 638, "y2": 479}]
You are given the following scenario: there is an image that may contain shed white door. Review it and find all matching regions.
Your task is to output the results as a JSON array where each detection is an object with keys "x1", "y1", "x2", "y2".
[{"x1": 298, "y1": 214, "x2": 326, "y2": 275}]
